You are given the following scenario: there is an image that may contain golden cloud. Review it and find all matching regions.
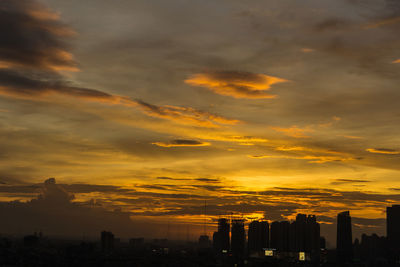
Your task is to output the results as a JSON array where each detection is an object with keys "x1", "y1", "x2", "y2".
[
  {"x1": 185, "y1": 71, "x2": 288, "y2": 99},
  {"x1": 271, "y1": 126, "x2": 314, "y2": 138},
  {"x1": 152, "y1": 140, "x2": 211, "y2": 147},
  {"x1": 392, "y1": 59, "x2": 400, "y2": 64},
  {"x1": 366, "y1": 148, "x2": 400, "y2": 155},
  {"x1": 247, "y1": 154, "x2": 354, "y2": 164}
]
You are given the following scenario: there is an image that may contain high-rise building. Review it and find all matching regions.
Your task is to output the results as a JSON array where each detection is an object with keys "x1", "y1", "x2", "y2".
[
  {"x1": 270, "y1": 221, "x2": 290, "y2": 252},
  {"x1": 214, "y1": 218, "x2": 230, "y2": 254},
  {"x1": 387, "y1": 205, "x2": 400, "y2": 249},
  {"x1": 295, "y1": 214, "x2": 307, "y2": 252},
  {"x1": 231, "y1": 219, "x2": 245, "y2": 259},
  {"x1": 336, "y1": 211, "x2": 353, "y2": 263},
  {"x1": 248, "y1": 220, "x2": 269, "y2": 254},
  {"x1": 101, "y1": 231, "x2": 114, "y2": 252}
]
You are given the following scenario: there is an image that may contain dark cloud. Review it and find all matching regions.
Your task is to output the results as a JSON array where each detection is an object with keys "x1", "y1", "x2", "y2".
[
  {"x1": 194, "y1": 178, "x2": 220, "y2": 183},
  {"x1": 0, "y1": 0, "x2": 77, "y2": 71},
  {"x1": 314, "y1": 18, "x2": 353, "y2": 32},
  {"x1": 331, "y1": 178, "x2": 371, "y2": 185},
  {"x1": 0, "y1": 178, "x2": 136, "y2": 238}
]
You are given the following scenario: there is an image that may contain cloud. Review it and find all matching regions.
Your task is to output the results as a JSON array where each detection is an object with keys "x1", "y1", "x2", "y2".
[
  {"x1": 314, "y1": 18, "x2": 352, "y2": 32},
  {"x1": 364, "y1": 16, "x2": 400, "y2": 29},
  {"x1": 0, "y1": 178, "x2": 136, "y2": 238},
  {"x1": 366, "y1": 148, "x2": 400, "y2": 155},
  {"x1": 156, "y1": 177, "x2": 220, "y2": 183},
  {"x1": 184, "y1": 71, "x2": 288, "y2": 99},
  {"x1": 152, "y1": 139, "x2": 211, "y2": 147},
  {"x1": 133, "y1": 100, "x2": 240, "y2": 128},
  {"x1": 0, "y1": 70, "x2": 239, "y2": 128},
  {"x1": 247, "y1": 154, "x2": 355, "y2": 164},
  {"x1": 0, "y1": 0, "x2": 241, "y2": 129},
  {"x1": 392, "y1": 59, "x2": 400, "y2": 63},
  {"x1": 301, "y1": 48, "x2": 315, "y2": 53},
  {"x1": 0, "y1": 0, "x2": 77, "y2": 72},
  {"x1": 331, "y1": 179, "x2": 371, "y2": 185},
  {"x1": 271, "y1": 126, "x2": 314, "y2": 138}
]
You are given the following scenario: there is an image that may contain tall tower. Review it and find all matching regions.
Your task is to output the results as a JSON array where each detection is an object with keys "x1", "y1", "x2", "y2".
[
  {"x1": 248, "y1": 220, "x2": 269, "y2": 255},
  {"x1": 216, "y1": 218, "x2": 230, "y2": 254},
  {"x1": 336, "y1": 211, "x2": 353, "y2": 263},
  {"x1": 231, "y1": 219, "x2": 245, "y2": 259},
  {"x1": 387, "y1": 205, "x2": 400, "y2": 257}
]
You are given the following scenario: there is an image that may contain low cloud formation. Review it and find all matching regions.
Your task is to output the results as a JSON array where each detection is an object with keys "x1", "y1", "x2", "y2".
[
  {"x1": 366, "y1": 148, "x2": 400, "y2": 155},
  {"x1": 152, "y1": 139, "x2": 211, "y2": 147},
  {"x1": 0, "y1": 178, "x2": 136, "y2": 238},
  {"x1": 185, "y1": 71, "x2": 287, "y2": 99},
  {"x1": 392, "y1": 59, "x2": 400, "y2": 63}
]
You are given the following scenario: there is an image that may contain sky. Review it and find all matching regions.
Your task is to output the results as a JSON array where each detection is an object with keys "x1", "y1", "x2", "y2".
[{"x1": 0, "y1": 0, "x2": 400, "y2": 247}]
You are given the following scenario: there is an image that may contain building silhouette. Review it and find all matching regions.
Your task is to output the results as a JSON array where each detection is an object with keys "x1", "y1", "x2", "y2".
[
  {"x1": 101, "y1": 231, "x2": 114, "y2": 252},
  {"x1": 231, "y1": 219, "x2": 245, "y2": 259},
  {"x1": 270, "y1": 221, "x2": 290, "y2": 252},
  {"x1": 248, "y1": 220, "x2": 269, "y2": 255},
  {"x1": 387, "y1": 205, "x2": 400, "y2": 249},
  {"x1": 213, "y1": 218, "x2": 230, "y2": 255},
  {"x1": 336, "y1": 211, "x2": 353, "y2": 263},
  {"x1": 387, "y1": 205, "x2": 400, "y2": 260}
]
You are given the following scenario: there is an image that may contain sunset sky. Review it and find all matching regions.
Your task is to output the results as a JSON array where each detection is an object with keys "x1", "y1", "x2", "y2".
[{"x1": 1, "y1": 0, "x2": 400, "y2": 246}]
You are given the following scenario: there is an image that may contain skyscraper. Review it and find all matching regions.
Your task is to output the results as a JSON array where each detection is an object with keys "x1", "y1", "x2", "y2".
[
  {"x1": 231, "y1": 219, "x2": 245, "y2": 259},
  {"x1": 387, "y1": 205, "x2": 400, "y2": 259},
  {"x1": 248, "y1": 220, "x2": 269, "y2": 254},
  {"x1": 214, "y1": 218, "x2": 230, "y2": 254},
  {"x1": 270, "y1": 221, "x2": 290, "y2": 252},
  {"x1": 101, "y1": 231, "x2": 114, "y2": 252},
  {"x1": 336, "y1": 211, "x2": 353, "y2": 263}
]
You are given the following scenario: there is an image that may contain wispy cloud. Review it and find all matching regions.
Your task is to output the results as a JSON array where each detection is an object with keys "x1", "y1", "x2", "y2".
[
  {"x1": 331, "y1": 179, "x2": 371, "y2": 185},
  {"x1": 152, "y1": 139, "x2": 211, "y2": 147},
  {"x1": 185, "y1": 71, "x2": 287, "y2": 99},
  {"x1": 366, "y1": 148, "x2": 400, "y2": 155},
  {"x1": 364, "y1": 16, "x2": 400, "y2": 29},
  {"x1": 247, "y1": 154, "x2": 354, "y2": 164},
  {"x1": 271, "y1": 126, "x2": 314, "y2": 138},
  {"x1": 392, "y1": 59, "x2": 400, "y2": 64}
]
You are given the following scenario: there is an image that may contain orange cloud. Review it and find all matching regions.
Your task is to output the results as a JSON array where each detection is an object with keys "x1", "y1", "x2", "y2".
[
  {"x1": 392, "y1": 59, "x2": 400, "y2": 64},
  {"x1": 301, "y1": 48, "x2": 314, "y2": 53},
  {"x1": 185, "y1": 71, "x2": 288, "y2": 99},
  {"x1": 152, "y1": 140, "x2": 211, "y2": 147},
  {"x1": 247, "y1": 154, "x2": 354, "y2": 164},
  {"x1": 365, "y1": 16, "x2": 400, "y2": 29},
  {"x1": 271, "y1": 126, "x2": 314, "y2": 138},
  {"x1": 366, "y1": 148, "x2": 400, "y2": 155}
]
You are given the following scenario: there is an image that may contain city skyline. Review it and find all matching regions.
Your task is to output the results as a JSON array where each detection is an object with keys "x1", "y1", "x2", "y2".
[{"x1": 1, "y1": 0, "x2": 400, "y2": 256}]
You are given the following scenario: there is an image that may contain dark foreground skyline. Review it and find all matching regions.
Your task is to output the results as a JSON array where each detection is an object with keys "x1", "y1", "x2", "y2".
[
  {"x1": 1, "y1": 178, "x2": 400, "y2": 266},
  {"x1": 1, "y1": 206, "x2": 399, "y2": 266}
]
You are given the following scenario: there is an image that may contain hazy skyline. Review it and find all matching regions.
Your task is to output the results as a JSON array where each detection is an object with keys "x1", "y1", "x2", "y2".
[{"x1": 0, "y1": 0, "x2": 400, "y2": 246}]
